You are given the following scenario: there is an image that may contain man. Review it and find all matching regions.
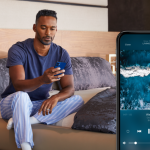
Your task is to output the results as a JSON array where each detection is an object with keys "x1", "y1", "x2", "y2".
[{"x1": 0, "y1": 10, "x2": 84, "y2": 150}]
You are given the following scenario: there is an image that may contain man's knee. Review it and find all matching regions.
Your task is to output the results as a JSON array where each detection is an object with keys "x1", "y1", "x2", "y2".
[
  {"x1": 11, "y1": 91, "x2": 32, "y2": 110},
  {"x1": 15, "y1": 91, "x2": 29, "y2": 99},
  {"x1": 13, "y1": 91, "x2": 30, "y2": 104},
  {"x1": 74, "y1": 95, "x2": 84, "y2": 105}
]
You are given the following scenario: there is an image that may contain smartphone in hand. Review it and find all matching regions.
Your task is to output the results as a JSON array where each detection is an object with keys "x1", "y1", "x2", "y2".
[{"x1": 54, "y1": 62, "x2": 66, "y2": 76}]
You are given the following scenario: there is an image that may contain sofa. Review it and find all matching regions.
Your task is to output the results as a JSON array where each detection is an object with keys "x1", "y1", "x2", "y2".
[{"x1": 0, "y1": 56, "x2": 116, "y2": 150}]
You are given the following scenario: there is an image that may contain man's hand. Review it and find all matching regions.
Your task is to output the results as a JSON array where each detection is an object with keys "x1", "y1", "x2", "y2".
[
  {"x1": 38, "y1": 74, "x2": 75, "y2": 116},
  {"x1": 41, "y1": 67, "x2": 65, "y2": 84},
  {"x1": 38, "y1": 95, "x2": 59, "y2": 116},
  {"x1": 9, "y1": 65, "x2": 65, "y2": 92}
]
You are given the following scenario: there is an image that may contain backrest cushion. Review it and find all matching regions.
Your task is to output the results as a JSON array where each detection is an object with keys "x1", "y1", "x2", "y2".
[
  {"x1": 58, "y1": 57, "x2": 116, "y2": 91},
  {"x1": 0, "y1": 58, "x2": 9, "y2": 101}
]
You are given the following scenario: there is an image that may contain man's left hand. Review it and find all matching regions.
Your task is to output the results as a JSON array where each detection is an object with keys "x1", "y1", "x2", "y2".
[{"x1": 38, "y1": 96, "x2": 59, "y2": 116}]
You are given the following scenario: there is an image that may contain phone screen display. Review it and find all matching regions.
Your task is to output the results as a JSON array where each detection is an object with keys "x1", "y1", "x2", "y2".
[{"x1": 118, "y1": 32, "x2": 150, "y2": 150}]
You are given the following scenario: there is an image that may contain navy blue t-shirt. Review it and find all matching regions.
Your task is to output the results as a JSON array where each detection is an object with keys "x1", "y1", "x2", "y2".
[{"x1": 1, "y1": 38, "x2": 73, "y2": 101}]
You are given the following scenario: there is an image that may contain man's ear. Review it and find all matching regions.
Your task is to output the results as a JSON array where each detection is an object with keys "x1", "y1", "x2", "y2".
[{"x1": 33, "y1": 24, "x2": 36, "y2": 32}]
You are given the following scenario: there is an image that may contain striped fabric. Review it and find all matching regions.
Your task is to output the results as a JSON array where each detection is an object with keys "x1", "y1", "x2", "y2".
[{"x1": 0, "y1": 91, "x2": 84, "y2": 148}]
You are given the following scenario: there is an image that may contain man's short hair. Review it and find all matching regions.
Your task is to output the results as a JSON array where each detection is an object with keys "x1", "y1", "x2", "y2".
[{"x1": 36, "y1": 9, "x2": 57, "y2": 24}]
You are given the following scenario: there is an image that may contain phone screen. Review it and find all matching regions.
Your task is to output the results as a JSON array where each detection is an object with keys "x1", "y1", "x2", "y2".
[{"x1": 117, "y1": 32, "x2": 150, "y2": 150}]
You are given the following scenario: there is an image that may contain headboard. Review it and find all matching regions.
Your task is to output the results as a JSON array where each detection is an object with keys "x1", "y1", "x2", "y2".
[{"x1": 0, "y1": 29, "x2": 119, "y2": 59}]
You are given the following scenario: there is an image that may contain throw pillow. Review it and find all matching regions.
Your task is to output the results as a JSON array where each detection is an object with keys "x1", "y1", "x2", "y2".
[
  {"x1": 71, "y1": 87, "x2": 116, "y2": 134},
  {"x1": 0, "y1": 58, "x2": 9, "y2": 101},
  {"x1": 57, "y1": 57, "x2": 116, "y2": 91}
]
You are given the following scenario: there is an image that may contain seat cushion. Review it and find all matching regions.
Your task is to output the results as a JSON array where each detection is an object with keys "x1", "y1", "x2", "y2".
[{"x1": 0, "y1": 118, "x2": 116, "y2": 150}]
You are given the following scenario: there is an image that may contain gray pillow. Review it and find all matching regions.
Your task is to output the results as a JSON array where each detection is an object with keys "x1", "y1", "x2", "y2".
[
  {"x1": 0, "y1": 58, "x2": 9, "y2": 101},
  {"x1": 72, "y1": 87, "x2": 116, "y2": 133},
  {"x1": 57, "y1": 57, "x2": 116, "y2": 91},
  {"x1": 71, "y1": 57, "x2": 116, "y2": 91}
]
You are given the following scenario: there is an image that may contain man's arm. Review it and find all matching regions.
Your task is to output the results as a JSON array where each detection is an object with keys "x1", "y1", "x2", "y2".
[
  {"x1": 38, "y1": 74, "x2": 75, "y2": 116},
  {"x1": 52, "y1": 74, "x2": 74, "y2": 101},
  {"x1": 9, "y1": 65, "x2": 65, "y2": 92}
]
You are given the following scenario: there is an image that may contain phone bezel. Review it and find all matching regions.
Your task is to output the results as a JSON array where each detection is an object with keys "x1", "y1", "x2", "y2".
[{"x1": 117, "y1": 31, "x2": 150, "y2": 150}]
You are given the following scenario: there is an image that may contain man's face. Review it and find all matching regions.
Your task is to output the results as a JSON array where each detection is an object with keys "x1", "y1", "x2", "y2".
[{"x1": 34, "y1": 16, "x2": 57, "y2": 45}]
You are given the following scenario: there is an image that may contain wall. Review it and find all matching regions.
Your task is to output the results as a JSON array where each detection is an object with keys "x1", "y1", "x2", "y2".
[
  {"x1": 35, "y1": 0, "x2": 107, "y2": 6},
  {"x1": 0, "y1": 29, "x2": 118, "y2": 59},
  {"x1": 0, "y1": 0, "x2": 108, "y2": 31}
]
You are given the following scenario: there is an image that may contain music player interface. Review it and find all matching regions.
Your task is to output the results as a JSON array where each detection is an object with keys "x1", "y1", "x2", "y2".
[{"x1": 120, "y1": 34, "x2": 150, "y2": 150}]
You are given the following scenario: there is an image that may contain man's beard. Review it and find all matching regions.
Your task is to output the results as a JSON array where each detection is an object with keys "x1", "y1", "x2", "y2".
[{"x1": 36, "y1": 32, "x2": 55, "y2": 45}]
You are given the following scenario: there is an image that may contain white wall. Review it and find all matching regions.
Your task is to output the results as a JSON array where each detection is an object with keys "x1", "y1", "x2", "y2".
[
  {"x1": 0, "y1": 0, "x2": 108, "y2": 31},
  {"x1": 39, "y1": 0, "x2": 108, "y2": 6}
]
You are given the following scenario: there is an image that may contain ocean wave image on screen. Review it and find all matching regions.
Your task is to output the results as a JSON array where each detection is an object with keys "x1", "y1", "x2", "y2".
[{"x1": 120, "y1": 50, "x2": 150, "y2": 110}]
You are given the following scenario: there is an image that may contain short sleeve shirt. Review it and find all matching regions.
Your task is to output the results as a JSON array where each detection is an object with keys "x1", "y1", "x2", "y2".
[{"x1": 1, "y1": 38, "x2": 73, "y2": 101}]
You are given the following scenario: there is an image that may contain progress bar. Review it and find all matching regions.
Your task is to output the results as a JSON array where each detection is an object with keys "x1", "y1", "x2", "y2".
[{"x1": 129, "y1": 142, "x2": 150, "y2": 145}]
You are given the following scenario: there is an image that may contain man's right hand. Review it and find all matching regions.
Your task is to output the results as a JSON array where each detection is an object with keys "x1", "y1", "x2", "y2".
[
  {"x1": 9, "y1": 65, "x2": 65, "y2": 92},
  {"x1": 41, "y1": 67, "x2": 65, "y2": 84}
]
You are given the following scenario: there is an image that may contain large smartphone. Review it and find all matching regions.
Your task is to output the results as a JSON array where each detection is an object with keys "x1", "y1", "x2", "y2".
[
  {"x1": 54, "y1": 62, "x2": 66, "y2": 76},
  {"x1": 117, "y1": 31, "x2": 150, "y2": 150}
]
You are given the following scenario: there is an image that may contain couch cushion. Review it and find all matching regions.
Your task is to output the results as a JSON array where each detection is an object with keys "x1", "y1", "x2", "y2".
[
  {"x1": 74, "y1": 87, "x2": 110, "y2": 104},
  {"x1": 72, "y1": 87, "x2": 116, "y2": 133},
  {"x1": 0, "y1": 58, "x2": 9, "y2": 101},
  {"x1": 0, "y1": 118, "x2": 116, "y2": 150}
]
